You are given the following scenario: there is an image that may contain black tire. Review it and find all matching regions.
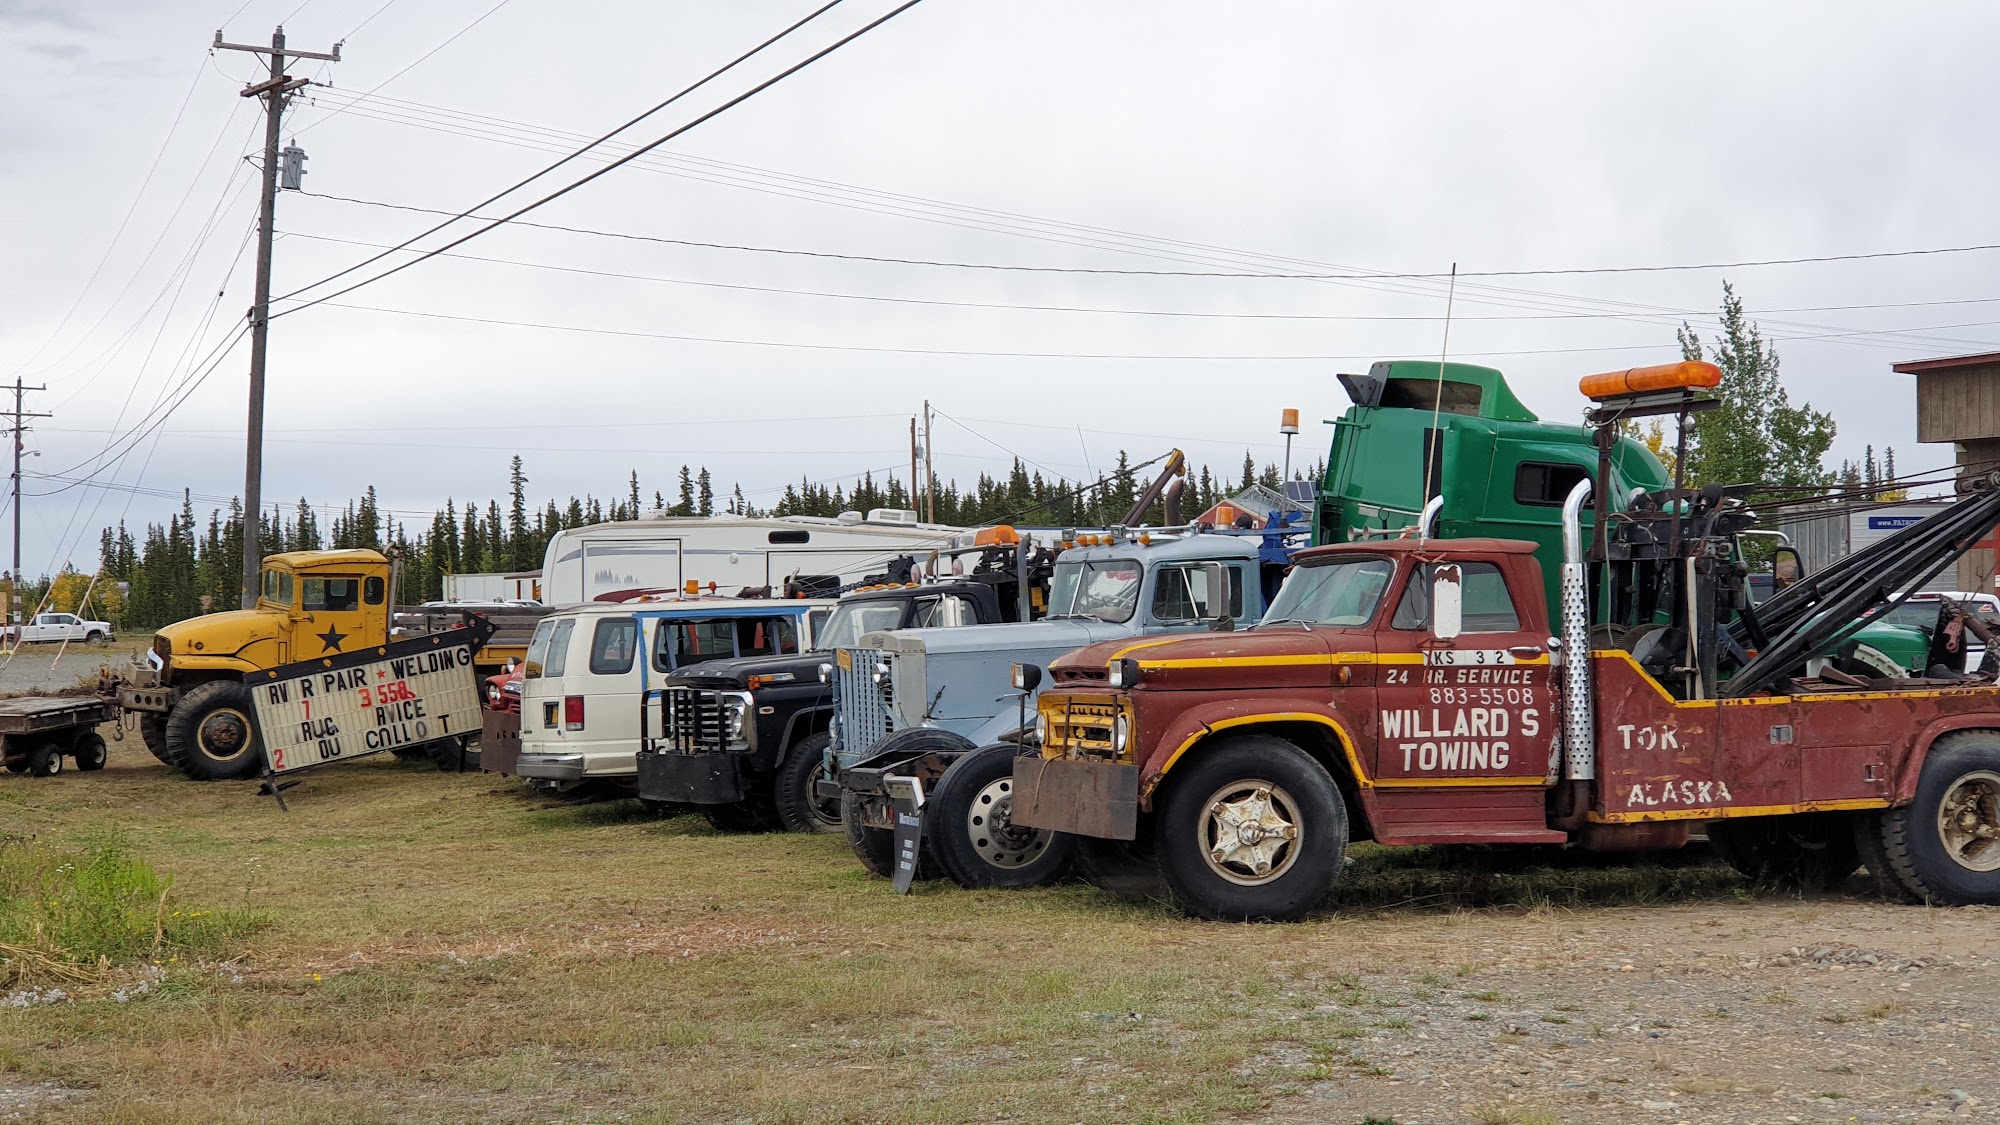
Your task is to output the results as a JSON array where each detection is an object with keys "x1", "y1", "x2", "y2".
[
  {"x1": 390, "y1": 745, "x2": 432, "y2": 761},
  {"x1": 72, "y1": 732, "x2": 108, "y2": 772},
  {"x1": 1870, "y1": 731, "x2": 2000, "y2": 905},
  {"x1": 425, "y1": 736, "x2": 474, "y2": 772},
  {"x1": 86, "y1": 630, "x2": 108, "y2": 647},
  {"x1": 702, "y1": 797, "x2": 784, "y2": 833},
  {"x1": 163, "y1": 680, "x2": 265, "y2": 781},
  {"x1": 138, "y1": 714, "x2": 172, "y2": 765},
  {"x1": 1152, "y1": 734, "x2": 1346, "y2": 922},
  {"x1": 1707, "y1": 812, "x2": 1861, "y2": 891},
  {"x1": 28, "y1": 740, "x2": 63, "y2": 777},
  {"x1": 1075, "y1": 834, "x2": 1168, "y2": 901},
  {"x1": 929, "y1": 743, "x2": 1075, "y2": 889},
  {"x1": 1853, "y1": 810, "x2": 1923, "y2": 902},
  {"x1": 773, "y1": 733, "x2": 840, "y2": 834},
  {"x1": 842, "y1": 786, "x2": 898, "y2": 879}
]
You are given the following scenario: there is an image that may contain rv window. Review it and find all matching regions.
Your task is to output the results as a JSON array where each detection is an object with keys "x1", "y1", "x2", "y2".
[
  {"x1": 1392, "y1": 562, "x2": 1520, "y2": 632},
  {"x1": 767, "y1": 530, "x2": 811, "y2": 545},
  {"x1": 301, "y1": 577, "x2": 360, "y2": 612},
  {"x1": 542, "y1": 619, "x2": 576, "y2": 677},
  {"x1": 588, "y1": 617, "x2": 638, "y2": 675},
  {"x1": 1513, "y1": 462, "x2": 1592, "y2": 507}
]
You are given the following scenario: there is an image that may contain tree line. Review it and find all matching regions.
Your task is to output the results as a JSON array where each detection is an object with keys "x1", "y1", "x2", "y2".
[{"x1": 80, "y1": 451, "x2": 1307, "y2": 629}]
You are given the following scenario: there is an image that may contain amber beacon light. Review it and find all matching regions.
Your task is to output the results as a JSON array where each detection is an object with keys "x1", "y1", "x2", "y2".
[{"x1": 1578, "y1": 360, "x2": 1722, "y2": 401}]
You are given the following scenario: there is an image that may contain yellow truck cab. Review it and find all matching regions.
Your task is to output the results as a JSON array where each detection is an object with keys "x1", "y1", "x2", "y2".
[{"x1": 134, "y1": 550, "x2": 393, "y2": 780}]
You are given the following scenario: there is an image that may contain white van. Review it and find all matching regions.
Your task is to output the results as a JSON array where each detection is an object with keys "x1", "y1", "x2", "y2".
[{"x1": 515, "y1": 597, "x2": 834, "y2": 790}]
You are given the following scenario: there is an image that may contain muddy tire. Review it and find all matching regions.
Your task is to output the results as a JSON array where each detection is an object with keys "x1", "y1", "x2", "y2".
[
  {"x1": 163, "y1": 681, "x2": 265, "y2": 781},
  {"x1": 86, "y1": 630, "x2": 108, "y2": 647},
  {"x1": 773, "y1": 733, "x2": 840, "y2": 834},
  {"x1": 72, "y1": 732, "x2": 108, "y2": 772},
  {"x1": 1707, "y1": 812, "x2": 1861, "y2": 891},
  {"x1": 702, "y1": 796, "x2": 784, "y2": 833},
  {"x1": 1153, "y1": 735, "x2": 1345, "y2": 922},
  {"x1": 842, "y1": 786, "x2": 898, "y2": 878},
  {"x1": 1075, "y1": 835, "x2": 1167, "y2": 901},
  {"x1": 930, "y1": 743, "x2": 1075, "y2": 889},
  {"x1": 138, "y1": 714, "x2": 172, "y2": 765},
  {"x1": 27, "y1": 740, "x2": 63, "y2": 777},
  {"x1": 426, "y1": 736, "x2": 474, "y2": 772},
  {"x1": 1869, "y1": 731, "x2": 2000, "y2": 905}
]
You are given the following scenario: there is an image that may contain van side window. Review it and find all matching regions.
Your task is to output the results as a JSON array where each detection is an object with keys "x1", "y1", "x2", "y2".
[
  {"x1": 735, "y1": 617, "x2": 798, "y2": 657},
  {"x1": 658, "y1": 619, "x2": 733, "y2": 671},
  {"x1": 1391, "y1": 562, "x2": 1521, "y2": 632},
  {"x1": 543, "y1": 619, "x2": 575, "y2": 677},
  {"x1": 588, "y1": 617, "x2": 638, "y2": 675}
]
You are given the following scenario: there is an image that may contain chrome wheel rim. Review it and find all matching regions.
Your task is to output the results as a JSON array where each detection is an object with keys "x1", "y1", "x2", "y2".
[
  {"x1": 966, "y1": 775, "x2": 1052, "y2": 869},
  {"x1": 1199, "y1": 778, "x2": 1302, "y2": 886},
  {"x1": 807, "y1": 761, "x2": 842, "y2": 830},
  {"x1": 1938, "y1": 769, "x2": 2000, "y2": 872},
  {"x1": 196, "y1": 706, "x2": 254, "y2": 763}
]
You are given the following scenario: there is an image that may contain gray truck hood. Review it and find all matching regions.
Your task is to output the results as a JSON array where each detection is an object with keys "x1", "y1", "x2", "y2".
[{"x1": 860, "y1": 618, "x2": 1132, "y2": 662}]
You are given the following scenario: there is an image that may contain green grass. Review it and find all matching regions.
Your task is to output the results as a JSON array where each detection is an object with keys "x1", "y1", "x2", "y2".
[
  {"x1": 0, "y1": 835, "x2": 261, "y2": 985},
  {"x1": 0, "y1": 745, "x2": 1771, "y2": 1124}
]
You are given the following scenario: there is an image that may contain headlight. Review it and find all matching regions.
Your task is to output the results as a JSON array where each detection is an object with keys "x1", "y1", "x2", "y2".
[
  {"x1": 871, "y1": 660, "x2": 891, "y2": 686},
  {"x1": 504, "y1": 681, "x2": 521, "y2": 694},
  {"x1": 1034, "y1": 709, "x2": 1047, "y2": 745},
  {"x1": 488, "y1": 685, "x2": 501, "y2": 702},
  {"x1": 1112, "y1": 714, "x2": 1130, "y2": 755},
  {"x1": 725, "y1": 697, "x2": 748, "y2": 741}
]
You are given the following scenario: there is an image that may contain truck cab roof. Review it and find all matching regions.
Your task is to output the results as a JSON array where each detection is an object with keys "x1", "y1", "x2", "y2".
[
  {"x1": 1292, "y1": 537, "x2": 1542, "y2": 562},
  {"x1": 262, "y1": 549, "x2": 389, "y2": 572}
]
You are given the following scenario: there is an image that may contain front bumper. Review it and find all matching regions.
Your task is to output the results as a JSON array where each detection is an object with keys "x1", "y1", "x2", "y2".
[
  {"x1": 1010, "y1": 756, "x2": 1141, "y2": 841},
  {"x1": 515, "y1": 753, "x2": 587, "y2": 781},
  {"x1": 636, "y1": 749, "x2": 747, "y2": 805}
]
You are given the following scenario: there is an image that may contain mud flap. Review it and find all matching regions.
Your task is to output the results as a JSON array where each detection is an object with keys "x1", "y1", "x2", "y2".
[
  {"x1": 1011, "y1": 756, "x2": 1140, "y2": 841},
  {"x1": 479, "y1": 708, "x2": 521, "y2": 776},
  {"x1": 885, "y1": 774, "x2": 925, "y2": 894}
]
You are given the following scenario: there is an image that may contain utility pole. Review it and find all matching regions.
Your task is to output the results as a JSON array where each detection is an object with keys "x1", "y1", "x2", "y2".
[
  {"x1": 213, "y1": 26, "x2": 340, "y2": 607},
  {"x1": 7, "y1": 379, "x2": 50, "y2": 632},
  {"x1": 908, "y1": 417, "x2": 919, "y2": 515},
  {"x1": 921, "y1": 400, "x2": 934, "y2": 524}
]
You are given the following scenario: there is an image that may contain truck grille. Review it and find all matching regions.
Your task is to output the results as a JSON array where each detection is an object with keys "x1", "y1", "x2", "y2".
[
  {"x1": 833, "y1": 646, "x2": 895, "y2": 764},
  {"x1": 1043, "y1": 696, "x2": 1124, "y2": 760},
  {"x1": 661, "y1": 687, "x2": 726, "y2": 752}
]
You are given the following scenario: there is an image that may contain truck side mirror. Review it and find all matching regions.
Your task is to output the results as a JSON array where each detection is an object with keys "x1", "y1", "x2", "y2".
[
  {"x1": 1431, "y1": 563, "x2": 1463, "y2": 641},
  {"x1": 1772, "y1": 546, "x2": 1805, "y2": 588}
]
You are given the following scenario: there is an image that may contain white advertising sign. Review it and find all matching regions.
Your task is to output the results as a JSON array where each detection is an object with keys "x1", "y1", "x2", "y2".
[{"x1": 250, "y1": 633, "x2": 484, "y2": 775}]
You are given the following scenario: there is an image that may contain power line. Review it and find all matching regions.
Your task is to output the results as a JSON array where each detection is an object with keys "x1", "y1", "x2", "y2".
[
  {"x1": 305, "y1": 300, "x2": 2000, "y2": 362},
  {"x1": 274, "y1": 0, "x2": 929, "y2": 316},
  {"x1": 292, "y1": 0, "x2": 518, "y2": 137},
  {"x1": 280, "y1": 0, "x2": 851, "y2": 299}
]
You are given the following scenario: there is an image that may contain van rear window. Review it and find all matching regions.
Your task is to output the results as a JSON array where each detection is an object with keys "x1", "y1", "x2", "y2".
[
  {"x1": 588, "y1": 617, "x2": 638, "y2": 675},
  {"x1": 543, "y1": 619, "x2": 575, "y2": 677}
]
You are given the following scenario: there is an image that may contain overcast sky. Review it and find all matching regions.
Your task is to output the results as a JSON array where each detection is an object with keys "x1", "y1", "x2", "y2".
[{"x1": 3, "y1": 0, "x2": 1997, "y2": 576}]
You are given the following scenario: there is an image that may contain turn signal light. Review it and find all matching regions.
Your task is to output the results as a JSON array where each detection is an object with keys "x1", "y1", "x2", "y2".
[{"x1": 1579, "y1": 360, "x2": 1722, "y2": 401}]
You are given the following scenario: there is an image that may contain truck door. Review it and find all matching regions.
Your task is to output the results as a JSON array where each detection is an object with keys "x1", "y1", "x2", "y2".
[
  {"x1": 298, "y1": 574, "x2": 374, "y2": 657},
  {"x1": 1371, "y1": 559, "x2": 1555, "y2": 786}
]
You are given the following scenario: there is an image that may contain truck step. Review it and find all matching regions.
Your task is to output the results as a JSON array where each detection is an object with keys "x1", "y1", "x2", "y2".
[{"x1": 1371, "y1": 828, "x2": 1569, "y2": 846}]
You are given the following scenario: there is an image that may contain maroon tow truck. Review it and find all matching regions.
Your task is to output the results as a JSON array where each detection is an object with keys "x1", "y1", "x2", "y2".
[{"x1": 1013, "y1": 361, "x2": 2000, "y2": 920}]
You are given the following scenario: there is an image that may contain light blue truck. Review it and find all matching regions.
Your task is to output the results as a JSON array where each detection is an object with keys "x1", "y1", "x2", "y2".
[{"x1": 824, "y1": 526, "x2": 1303, "y2": 888}]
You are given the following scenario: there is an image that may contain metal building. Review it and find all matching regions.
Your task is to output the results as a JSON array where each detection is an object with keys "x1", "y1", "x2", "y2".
[{"x1": 1893, "y1": 350, "x2": 2000, "y2": 591}]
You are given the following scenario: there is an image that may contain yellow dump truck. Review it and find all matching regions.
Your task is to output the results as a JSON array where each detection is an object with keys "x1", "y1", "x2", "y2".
[{"x1": 123, "y1": 549, "x2": 542, "y2": 780}]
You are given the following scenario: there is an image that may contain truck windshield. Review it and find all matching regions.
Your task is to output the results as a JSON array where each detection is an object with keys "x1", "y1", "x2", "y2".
[
  {"x1": 1258, "y1": 557, "x2": 1395, "y2": 628},
  {"x1": 816, "y1": 601, "x2": 908, "y2": 650},
  {"x1": 1047, "y1": 559, "x2": 1142, "y2": 623},
  {"x1": 260, "y1": 568, "x2": 294, "y2": 607}
]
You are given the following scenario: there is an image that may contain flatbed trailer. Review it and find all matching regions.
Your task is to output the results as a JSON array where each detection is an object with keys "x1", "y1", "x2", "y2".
[{"x1": 0, "y1": 693, "x2": 118, "y2": 776}]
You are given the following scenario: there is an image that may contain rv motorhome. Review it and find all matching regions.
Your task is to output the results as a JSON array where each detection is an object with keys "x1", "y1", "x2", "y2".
[{"x1": 539, "y1": 510, "x2": 961, "y2": 606}]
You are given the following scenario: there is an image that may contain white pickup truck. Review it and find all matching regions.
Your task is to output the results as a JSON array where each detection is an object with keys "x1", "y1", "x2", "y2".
[{"x1": 4, "y1": 613, "x2": 113, "y2": 645}]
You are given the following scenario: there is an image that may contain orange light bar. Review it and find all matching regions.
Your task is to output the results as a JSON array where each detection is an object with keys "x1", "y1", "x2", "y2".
[
  {"x1": 1579, "y1": 360, "x2": 1721, "y2": 401},
  {"x1": 973, "y1": 524, "x2": 1019, "y2": 547},
  {"x1": 684, "y1": 579, "x2": 699, "y2": 596}
]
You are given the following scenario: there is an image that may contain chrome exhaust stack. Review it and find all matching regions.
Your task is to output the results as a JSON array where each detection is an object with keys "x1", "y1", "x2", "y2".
[{"x1": 1559, "y1": 477, "x2": 1595, "y2": 782}]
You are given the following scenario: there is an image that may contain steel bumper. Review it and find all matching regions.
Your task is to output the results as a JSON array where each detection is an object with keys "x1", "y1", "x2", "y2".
[
  {"x1": 635, "y1": 748, "x2": 748, "y2": 805},
  {"x1": 514, "y1": 753, "x2": 587, "y2": 781},
  {"x1": 1010, "y1": 756, "x2": 1141, "y2": 841}
]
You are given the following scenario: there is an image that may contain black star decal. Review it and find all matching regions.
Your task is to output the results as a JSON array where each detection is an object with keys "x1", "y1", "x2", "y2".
[{"x1": 316, "y1": 625, "x2": 348, "y2": 653}]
